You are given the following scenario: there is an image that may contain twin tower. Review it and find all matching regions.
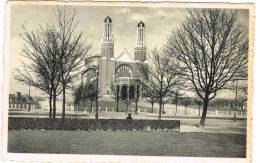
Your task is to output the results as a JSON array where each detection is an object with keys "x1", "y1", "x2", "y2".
[{"x1": 101, "y1": 16, "x2": 147, "y2": 61}]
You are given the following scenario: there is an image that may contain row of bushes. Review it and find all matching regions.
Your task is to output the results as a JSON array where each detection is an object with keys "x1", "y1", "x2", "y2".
[{"x1": 8, "y1": 117, "x2": 180, "y2": 132}]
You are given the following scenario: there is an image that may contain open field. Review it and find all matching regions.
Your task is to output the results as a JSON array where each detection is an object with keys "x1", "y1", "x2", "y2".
[{"x1": 8, "y1": 130, "x2": 246, "y2": 157}]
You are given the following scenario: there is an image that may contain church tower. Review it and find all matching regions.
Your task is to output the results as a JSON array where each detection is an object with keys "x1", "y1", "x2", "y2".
[
  {"x1": 101, "y1": 16, "x2": 114, "y2": 59},
  {"x1": 99, "y1": 16, "x2": 115, "y2": 96},
  {"x1": 134, "y1": 21, "x2": 146, "y2": 61}
]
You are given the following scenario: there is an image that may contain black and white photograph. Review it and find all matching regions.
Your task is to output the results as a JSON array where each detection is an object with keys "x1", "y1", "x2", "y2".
[{"x1": 2, "y1": 0, "x2": 254, "y2": 162}]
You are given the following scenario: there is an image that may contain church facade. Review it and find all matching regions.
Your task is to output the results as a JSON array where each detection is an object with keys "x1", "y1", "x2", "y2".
[{"x1": 81, "y1": 16, "x2": 147, "y2": 101}]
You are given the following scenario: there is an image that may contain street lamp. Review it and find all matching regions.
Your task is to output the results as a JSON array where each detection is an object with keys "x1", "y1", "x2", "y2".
[{"x1": 95, "y1": 65, "x2": 99, "y2": 120}]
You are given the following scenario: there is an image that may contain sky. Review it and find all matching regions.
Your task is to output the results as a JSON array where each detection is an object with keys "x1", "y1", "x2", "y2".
[{"x1": 9, "y1": 4, "x2": 249, "y2": 97}]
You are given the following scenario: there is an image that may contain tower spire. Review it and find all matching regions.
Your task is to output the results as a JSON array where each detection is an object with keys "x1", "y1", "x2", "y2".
[
  {"x1": 101, "y1": 16, "x2": 114, "y2": 59},
  {"x1": 134, "y1": 21, "x2": 146, "y2": 61},
  {"x1": 99, "y1": 16, "x2": 115, "y2": 96},
  {"x1": 136, "y1": 21, "x2": 146, "y2": 47},
  {"x1": 103, "y1": 16, "x2": 113, "y2": 43}
]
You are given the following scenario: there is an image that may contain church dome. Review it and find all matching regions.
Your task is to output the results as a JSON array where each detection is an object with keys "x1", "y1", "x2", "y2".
[
  {"x1": 138, "y1": 21, "x2": 145, "y2": 27},
  {"x1": 104, "y1": 16, "x2": 112, "y2": 23}
]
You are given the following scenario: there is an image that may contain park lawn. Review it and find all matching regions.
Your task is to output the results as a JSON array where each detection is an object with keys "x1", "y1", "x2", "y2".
[{"x1": 8, "y1": 130, "x2": 246, "y2": 157}]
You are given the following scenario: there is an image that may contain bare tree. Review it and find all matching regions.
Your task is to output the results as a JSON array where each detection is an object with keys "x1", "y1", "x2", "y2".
[
  {"x1": 137, "y1": 48, "x2": 181, "y2": 120},
  {"x1": 142, "y1": 84, "x2": 157, "y2": 114},
  {"x1": 73, "y1": 85, "x2": 82, "y2": 106},
  {"x1": 115, "y1": 86, "x2": 120, "y2": 112},
  {"x1": 86, "y1": 81, "x2": 97, "y2": 114},
  {"x1": 55, "y1": 8, "x2": 91, "y2": 120},
  {"x1": 166, "y1": 9, "x2": 248, "y2": 126},
  {"x1": 16, "y1": 7, "x2": 91, "y2": 120},
  {"x1": 15, "y1": 26, "x2": 62, "y2": 119},
  {"x1": 168, "y1": 89, "x2": 183, "y2": 116},
  {"x1": 75, "y1": 81, "x2": 96, "y2": 114},
  {"x1": 134, "y1": 84, "x2": 140, "y2": 114},
  {"x1": 227, "y1": 79, "x2": 247, "y2": 121},
  {"x1": 195, "y1": 95, "x2": 203, "y2": 116},
  {"x1": 183, "y1": 97, "x2": 192, "y2": 116},
  {"x1": 229, "y1": 70, "x2": 247, "y2": 121},
  {"x1": 239, "y1": 87, "x2": 247, "y2": 110},
  {"x1": 111, "y1": 81, "x2": 120, "y2": 112}
]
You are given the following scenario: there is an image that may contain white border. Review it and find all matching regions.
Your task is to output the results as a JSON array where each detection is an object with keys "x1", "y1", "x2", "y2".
[{"x1": 0, "y1": 0, "x2": 258, "y2": 163}]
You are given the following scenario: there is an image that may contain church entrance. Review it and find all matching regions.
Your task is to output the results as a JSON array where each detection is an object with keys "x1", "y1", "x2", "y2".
[
  {"x1": 121, "y1": 85, "x2": 127, "y2": 100},
  {"x1": 114, "y1": 77, "x2": 142, "y2": 102},
  {"x1": 120, "y1": 85, "x2": 135, "y2": 100},
  {"x1": 129, "y1": 85, "x2": 135, "y2": 100}
]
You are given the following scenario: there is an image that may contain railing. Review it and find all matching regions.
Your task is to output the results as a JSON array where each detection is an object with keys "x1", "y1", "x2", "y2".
[{"x1": 114, "y1": 77, "x2": 140, "y2": 85}]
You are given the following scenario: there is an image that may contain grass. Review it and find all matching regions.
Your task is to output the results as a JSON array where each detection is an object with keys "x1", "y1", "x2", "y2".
[
  {"x1": 8, "y1": 112, "x2": 247, "y2": 157},
  {"x1": 8, "y1": 130, "x2": 246, "y2": 157}
]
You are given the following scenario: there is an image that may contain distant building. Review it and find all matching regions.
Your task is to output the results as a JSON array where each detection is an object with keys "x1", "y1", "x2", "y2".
[
  {"x1": 81, "y1": 16, "x2": 148, "y2": 100},
  {"x1": 9, "y1": 92, "x2": 36, "y2": 110}
]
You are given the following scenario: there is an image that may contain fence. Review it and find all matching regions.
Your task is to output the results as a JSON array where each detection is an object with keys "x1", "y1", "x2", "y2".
[{"x1": 9, "y1": 103, "x2": 35, "y2": 110}]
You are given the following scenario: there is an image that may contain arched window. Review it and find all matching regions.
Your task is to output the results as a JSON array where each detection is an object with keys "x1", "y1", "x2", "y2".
[{"x1": 116, "y1": 65, "x2": 132, "y2": 77}]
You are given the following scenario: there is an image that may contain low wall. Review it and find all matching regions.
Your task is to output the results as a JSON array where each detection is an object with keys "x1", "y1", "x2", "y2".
[{"x1": 8, "y1": 117, "x2": 180, "y2": 132}]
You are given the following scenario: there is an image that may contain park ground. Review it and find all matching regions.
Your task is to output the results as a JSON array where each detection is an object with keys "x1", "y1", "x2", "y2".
[{"x1": 8, "y1": 110, "x2": 247, "y2": 157}]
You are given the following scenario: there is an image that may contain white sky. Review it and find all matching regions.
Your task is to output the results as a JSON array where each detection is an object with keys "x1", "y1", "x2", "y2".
[{"x1": 9, "y1": 4, "x2": 249, "y2": 97}]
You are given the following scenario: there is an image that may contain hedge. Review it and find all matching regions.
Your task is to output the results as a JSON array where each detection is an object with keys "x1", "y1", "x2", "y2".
[{"x1": 8, "y1": 117, "x2": 180, "y2": 132}]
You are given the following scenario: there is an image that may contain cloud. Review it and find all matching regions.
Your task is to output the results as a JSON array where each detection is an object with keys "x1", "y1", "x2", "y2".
[
  {"x1": 113, "y1": 7, "x2": 131, "y2": 14},
  {"x1": 129, "y1": 12, "x2": 152, "y2": 22}
]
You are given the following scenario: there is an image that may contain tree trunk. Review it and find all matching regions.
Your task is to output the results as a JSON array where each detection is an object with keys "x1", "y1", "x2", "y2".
[
  {"x1": 233, "y1": 105, "x2": 237, "y2": 122},
  {"x1": 28, "y1": 83, "x2": 31, "y2": 112},
  {"x1": 125, "y1": 101, "x2": 128, "y2": 114},
  {"x1": 84, "y1": 94, "x2": 86, "y2": 109},
  {"x1": 185, "y1": 104, "x2": 187, "y2": 115},
  {"x1": 90, "y1": 99, "x2": 93, "y2": 114},
  {"x1": 151, "y1": 100, "x2": 154, "y2": 113},
  {"x1": 52, "y1": 95, "x2": 56, "y2": 119},
  {"x1": 234, "y1": 81, "x2": 238, "y2": 122},
  {"x1": 116, "y1": 88, "x2": 119, "y2": 112},
  {"x1": 116, "y1": 97, "x2": 119, "y2": 112},
  {"x1": 158, "y1": 97, "x2": 162, "y2": 120},
  {"x1": 175, "y1": 100, "x2": 178, "y2": 116},
  {"x1": 135, "y1": 100, "x2": 138, "y2": 114},
  {"x1": 62, "y1": 85, "x2": 66, "y2": 120},
  {"x1": 49, "y1": 93, "x2": 52, "y2": 119},
  {"x1": 198, "y1": 103, "x2": 201, "y2": 116},
  {"x1": 95, "y1": 75, "x2": 99, "y2": 120},
  {"x1": 162, "y1": 100, "x2": 165, "y2": 112},
  {"x1": 200, "y1": 95, "x2": 209, "y2": 127}
]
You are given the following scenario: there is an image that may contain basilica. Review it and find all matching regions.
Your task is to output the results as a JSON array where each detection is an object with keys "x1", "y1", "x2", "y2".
[{"x1": 81, "y1": 16, "x2": 147, "y2": 101}]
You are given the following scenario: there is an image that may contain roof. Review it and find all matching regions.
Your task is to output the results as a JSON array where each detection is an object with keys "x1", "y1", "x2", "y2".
[
  {"x1": 110, "y1": 57, "x2": 116, "y2": 61},
  {"x1": 116, "y1": 49, "x2": 135, "y2": 63}
]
